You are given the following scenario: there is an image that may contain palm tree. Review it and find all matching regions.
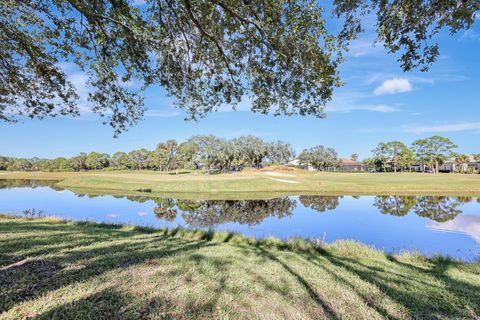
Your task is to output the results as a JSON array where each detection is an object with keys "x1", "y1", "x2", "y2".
[{"x1": 454, "y1": 154, "x2": 470, "y2": 172}]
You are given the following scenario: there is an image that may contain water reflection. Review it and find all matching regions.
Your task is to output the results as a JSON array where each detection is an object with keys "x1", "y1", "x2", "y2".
[
  {"x1": 0, "y1": 180, "x2": 473, "y2": 225},
  {"x1": 153, "y1": 198, "x2": 178, "y2": 221},
  {"x1": 124, "y1": 194, "x2": 472, "y2": 227},
  {"x1": 414, "y1": 196, "x2": 462, "y2": 222},
  {"x1": 1, "y1": 179, "x2": 479, "y2": 260},
  {"x1": 374, "y1": 196, "x2": 416, "y2": 216},
  {"x1": 299, "y1": 196, "x2": 341, "y2": 213},
  {"x1": 374, "y1": 196, "x2": 463, "y2": 222},
  {"x1": 148, "y1": 197, "x2": 297, "y2": 227},
  {"x1": 0, "y1": 179, "x2": 63, "y2": 190},
  {"x1": 429, "y1": 215, "x2": 480, "y2": 244}
]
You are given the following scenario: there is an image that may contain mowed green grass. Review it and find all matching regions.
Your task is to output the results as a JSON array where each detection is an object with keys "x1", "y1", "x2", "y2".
[
  {"x1": 2, "y1": 170, "x2": 480, "y2": 198},
  {"x1": 0, "y1": 215, "x2": 479, "y2": 319}
]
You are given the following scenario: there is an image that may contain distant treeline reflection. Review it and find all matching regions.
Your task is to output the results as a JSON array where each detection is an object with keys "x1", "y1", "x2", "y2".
[
  {"x1": 0, "y1": 179, "x2": 62, "y2": 190},
  {"x1": 373, "y1": 196, "x2": 472, "y2": 222},
  {"x1": 126, "y1": 195, "x2": 475, "y2": 225},
  {"x1": 1, "y1": 179, "x2": 477, "y2": 226}
]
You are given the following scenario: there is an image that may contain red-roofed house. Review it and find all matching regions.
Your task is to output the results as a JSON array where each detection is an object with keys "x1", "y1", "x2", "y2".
[{"x1": 338, "y1": 158, "x2": 367, "y2": 172}]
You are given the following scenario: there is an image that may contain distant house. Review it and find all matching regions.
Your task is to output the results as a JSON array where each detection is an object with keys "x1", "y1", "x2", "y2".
[
  {"x1": 286, "y1": 158, "x2": 367, "y2": 172},
  {"x1": 338, "y1": 158, "x2": 368, "y2": 172},
  {"x1": 285, "y1": 159, "x2": 315, "y2": 171},
  {"x1": 439, "y1": 155, "x2": 480, "y2": 172}
]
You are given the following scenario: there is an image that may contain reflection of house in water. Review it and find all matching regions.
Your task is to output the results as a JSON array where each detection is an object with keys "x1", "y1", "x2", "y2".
[
  {"x1": 428, "y1": 215, "x2": 480, "y2": 244},
  {"x1": 154, "y1": 207, "x2": 177, "y2": 221}
]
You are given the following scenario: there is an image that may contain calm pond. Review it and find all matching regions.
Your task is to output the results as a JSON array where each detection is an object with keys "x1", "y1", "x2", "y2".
[{"x1": 1, "y1": 179, "x2": 479, "y2": 261}]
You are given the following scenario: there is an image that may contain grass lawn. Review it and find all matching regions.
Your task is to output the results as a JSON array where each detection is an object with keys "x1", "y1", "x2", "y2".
[
  {"x1": 1, "y1": 215, "x2": 479, "y2": 319},
  {"x1": 1, "y1": 170, "x2": 480, "y2": 198}
]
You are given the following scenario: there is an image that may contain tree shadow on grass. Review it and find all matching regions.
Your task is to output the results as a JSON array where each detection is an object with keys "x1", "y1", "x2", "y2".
[
  {"x1": 309, "y1": 252, "x2": 480, "y2": 319},
  {"x1": 254, "y1": 246, "x2": 338, "y2": 319},
  {"x1": 0, "y1": 221, "x2": 218, "y2": 314},
  {"x1": 32, "y1": 288, "x2": 131, "y2": 320},
  {"x1": 2, "y1": 218, "x2": 480, "y2": 319},
  {"x1": 30, "y1": 285, "x2": 221, "y2": 320},
  {"x1": 235, "y1": 244, "x2": 480, "y2": 319},
  {"x1": 0, "y1": 260, "x2": 61, "y2": 314}
]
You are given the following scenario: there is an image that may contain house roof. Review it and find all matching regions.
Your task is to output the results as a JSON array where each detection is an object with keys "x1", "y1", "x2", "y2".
[
  {"x1": 443, "y1": 154, "x2": 479, "y2": 163},
  {"x1": 340, "y1": 158, "x2": 364, "y2": 166},
  {"x1": 287, "y1": 159, "x2": 301, "y2": 166}
]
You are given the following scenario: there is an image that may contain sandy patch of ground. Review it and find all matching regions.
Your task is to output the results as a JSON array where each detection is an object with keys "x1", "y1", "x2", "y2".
[
  {"x1": 268, "y1": 178, "x2": 299, "y2": 184},
  {"x1": 264, "y1": 171, "x2": 296, "y2": 177}
]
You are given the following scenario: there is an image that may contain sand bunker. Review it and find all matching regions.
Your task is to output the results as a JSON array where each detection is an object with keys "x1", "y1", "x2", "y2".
[
  {"x1": 264, "y1": 171, "x2": 296, "y2": 177},
  {"x1": 268, "y1": 178, "x2": 299, "y2": 184}
]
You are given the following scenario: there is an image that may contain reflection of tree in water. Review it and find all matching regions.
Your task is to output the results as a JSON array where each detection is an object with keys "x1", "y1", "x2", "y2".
[
  {"x1": 413, "y1": 196, "x2": 463, "y2": 222},
  {"x1": 374, "y1": 196, "x2": 417, "y2": 216},
  {"x1": 179, "y1": 197, "x2": 296, "y2": 227},
  {"x1": 455, "y1": 196, "x2": 473, "y2": 203},
  {"x1": 298, "y1": 196, "x2": 341, "y2": 213},
  {"x1": 374, "y1": 195, "x2": 465, "y2": 222},
  {"x1": 0, "y1": 179, "x2": 63, "y2": 190},
  {"x1": 153, "y1": 198, "x2": 177, "y2": 221}
]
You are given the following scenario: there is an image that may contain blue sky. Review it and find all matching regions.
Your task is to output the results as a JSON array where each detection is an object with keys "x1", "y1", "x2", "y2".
[{"x1": 1, "y1": 13, "x2": 479, "y2": 160}]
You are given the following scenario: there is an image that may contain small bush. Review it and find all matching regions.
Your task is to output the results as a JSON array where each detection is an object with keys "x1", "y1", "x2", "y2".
[
  {"x1": 211, "y1": 231, "x2": 233, "y2": 242},
  {"x1": 454, "y1": 168, "x2": 479, "y2": 174},
  {"x1": 229, "y1": 234, "x2": 255, "y2": 246},
  {"x1": 287, "y1": 238, "x2": 316, "y2": 254},
  {"x1": 258, "y1": 236, "x2": 285, "y2": 249}
]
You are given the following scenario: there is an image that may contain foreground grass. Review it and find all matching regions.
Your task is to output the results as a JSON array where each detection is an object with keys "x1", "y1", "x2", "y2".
[
  {"x1": 2, "y1": 170, "x2": 480, "y2": 198},
  {"x1": 1, "y1": 215, "x2": 479, "y2": 319}
]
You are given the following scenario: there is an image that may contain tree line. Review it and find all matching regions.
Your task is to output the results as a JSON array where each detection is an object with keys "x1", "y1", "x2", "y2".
[
  {"x1": 1, "y1": 135, "x2": 478, "y2": 174},
  {"x1": 0, "y1": 135, "x2": 294, "y2": 172},
  {"x1": 365, "y1": 136, "x2": 480, "y2": 174}
]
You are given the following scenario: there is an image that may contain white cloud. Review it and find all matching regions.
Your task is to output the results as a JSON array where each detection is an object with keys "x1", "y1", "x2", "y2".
[
  {"x1": 144, "y1": 110, "x2": 180, "y2": 118},
  {"x1": 404, "y1": 122, "x2": 480, "y2": 134},
  {"x1": 329, "y1": 103, "x2": 401, "y2": 113},
  {"x1": 327, "y1": 90, "x2": 401, "y2": 114},
  {"x1": 363, "y1": 73, "x2": 434, "y2": 86},
  {"x1": 428, "y1": 215, "x2": 480, "y2": 244},
  {"x1": 348, "y1": 39, "x2": 383, "y2": 57},
  {"x1": 374, "y1": 78, "x2": 412, "y2": 95},
  {"x1": 461, "y1": 29, "x2": 480, "y2": 41},
  {"x1": 217, "y1": 97, "x2": 252, "y2": 112},
  {"x1": 368, "y1": 104, "x2": 400, "y2": 113}
]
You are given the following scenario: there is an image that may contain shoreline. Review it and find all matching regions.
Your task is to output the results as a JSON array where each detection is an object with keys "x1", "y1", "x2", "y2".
[
  {"x1": 1, "y1": 214, "x2": 479, "y2": 319},
  {"x1": 1, "y1": 170, "x2": 480, "y2": 199}
]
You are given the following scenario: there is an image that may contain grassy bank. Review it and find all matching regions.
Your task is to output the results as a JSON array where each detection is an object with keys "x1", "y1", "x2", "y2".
[
  {"x1": 2, "y1": 170, "x2": 480, "y2": 198},
  {"x1": 1, "y1": 215, "x2": 479, "y2": 319}
]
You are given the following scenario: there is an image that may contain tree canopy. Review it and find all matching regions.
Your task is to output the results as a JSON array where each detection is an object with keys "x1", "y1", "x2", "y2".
[
  {"x1": 412, "y1": 136, "x2": 457, "y2": 173},
  {"x1": 298, "y1": 145, "x2": 339, "y2": 170},
  {"x1": 373, "y1": 141, "x2": 409, "y2": 172},
  {"x1": 0, "y1": 134, "x2": 294, "y2": 172},
  {"x1": 2, "y1": 0, "x2": 478, "y2": 135}
]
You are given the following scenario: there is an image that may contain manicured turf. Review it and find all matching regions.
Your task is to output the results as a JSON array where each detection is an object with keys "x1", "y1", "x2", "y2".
[
  {"x1": 2, "y1": 170, "x2": 480, "y2": 198},
  {"x1": 1, "y1": 215, "x2": 479, "y2": 319}
]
